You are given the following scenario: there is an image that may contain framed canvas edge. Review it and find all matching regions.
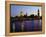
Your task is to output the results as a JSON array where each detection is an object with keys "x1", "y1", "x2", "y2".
[{"x1": 5, "y1": 1, "x2": 45, "y2": 36}]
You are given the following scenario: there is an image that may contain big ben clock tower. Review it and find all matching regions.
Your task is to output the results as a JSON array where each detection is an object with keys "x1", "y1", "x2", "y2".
[
  {"x1": 38, "y1": 9, "x2": 39, "y2": 17},
  {"x1": 38, "y1": 9, "x2": 40, "y2": 20}
]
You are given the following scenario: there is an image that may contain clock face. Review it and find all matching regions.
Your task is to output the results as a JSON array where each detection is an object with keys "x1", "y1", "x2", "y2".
[{"x1": 10, "y1": 4, "x2": 42, "y2": 33}]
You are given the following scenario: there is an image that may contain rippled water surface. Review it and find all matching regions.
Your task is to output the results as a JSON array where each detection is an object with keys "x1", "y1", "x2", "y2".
[{"x1": 10, "y1": 20, "x2": 42, "y2": 32}]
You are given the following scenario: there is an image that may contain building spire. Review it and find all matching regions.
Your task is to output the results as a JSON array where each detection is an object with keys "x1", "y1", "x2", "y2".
[{"x1": 26, "y1": 12, "x2": 27, "y2": 16}]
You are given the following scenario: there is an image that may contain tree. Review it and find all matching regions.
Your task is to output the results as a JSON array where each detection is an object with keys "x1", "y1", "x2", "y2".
[{"x1": 30, "y1": 14, "x2": 34, "y2": 18}]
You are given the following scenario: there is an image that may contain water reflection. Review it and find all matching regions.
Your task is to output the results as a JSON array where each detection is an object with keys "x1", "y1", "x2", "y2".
[{"x1": 10, "y1": 20, "x2": 42, "y2": 32}]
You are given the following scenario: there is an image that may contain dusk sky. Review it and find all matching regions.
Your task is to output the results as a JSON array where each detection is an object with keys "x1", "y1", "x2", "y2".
[{"x1": 11, "y1": 5, "x2": 41, "y2": 17}]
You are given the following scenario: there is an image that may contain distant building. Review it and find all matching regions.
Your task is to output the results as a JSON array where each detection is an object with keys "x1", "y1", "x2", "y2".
[{"x1": 20, "y1": 11, "x2": 24, "y2": 16}]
